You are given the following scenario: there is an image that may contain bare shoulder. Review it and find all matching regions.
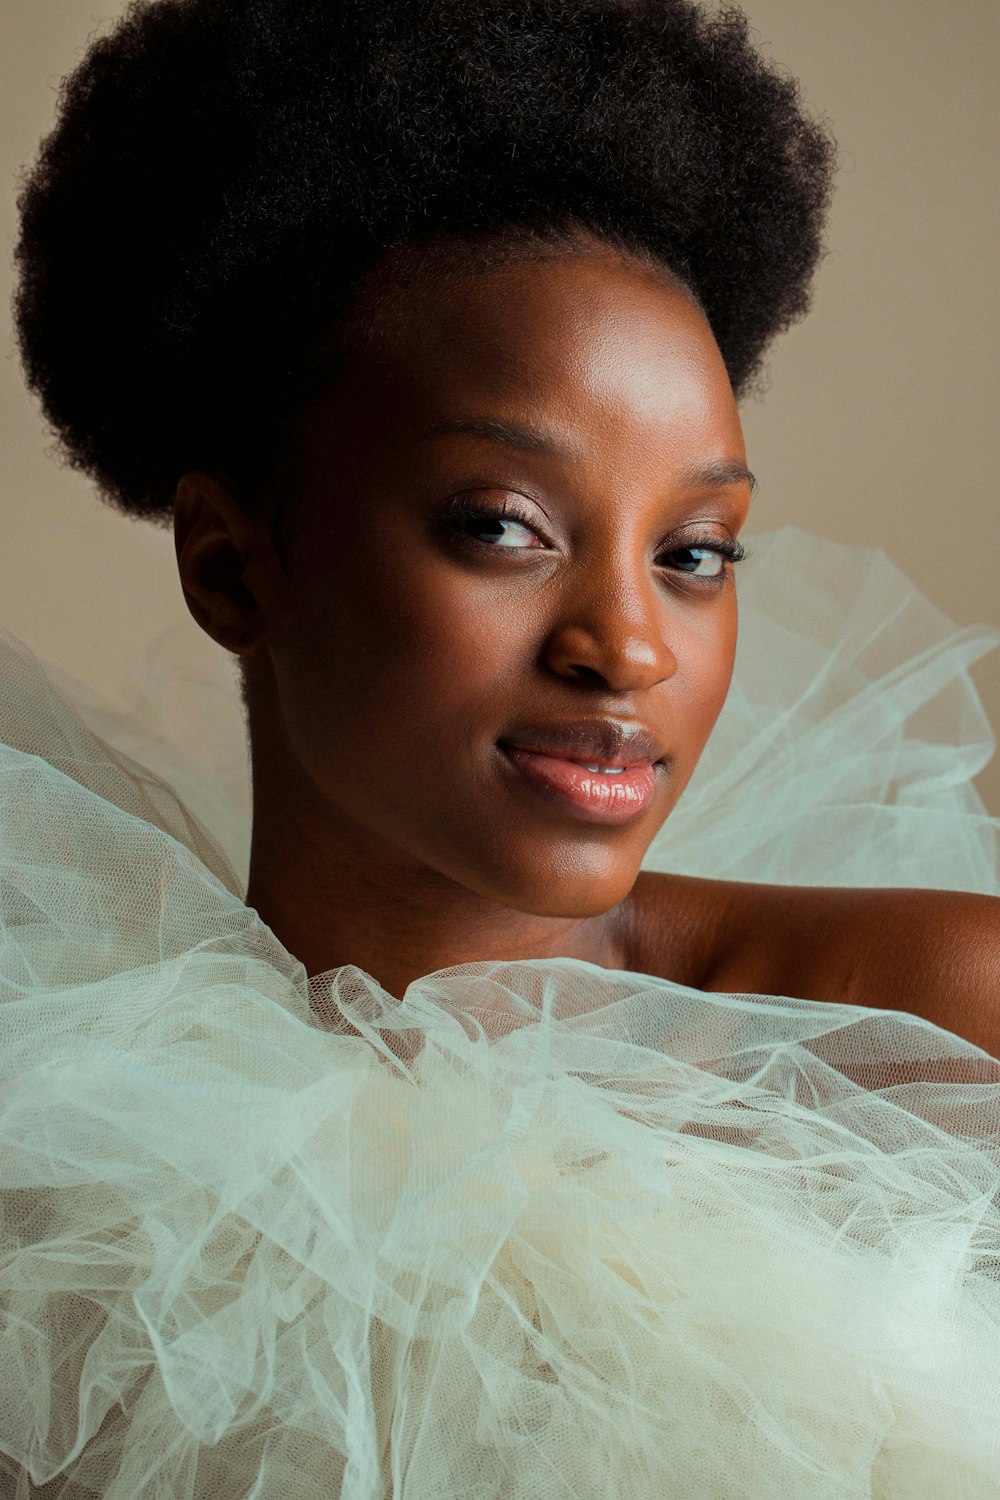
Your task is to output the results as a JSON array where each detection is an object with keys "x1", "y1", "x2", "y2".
[
  {"x1": 620, "y1": 868, "x2": 752, "y2": 989},
  {"x1": 629, "y1": 872, "x2": 1000, "y2": 1055}
]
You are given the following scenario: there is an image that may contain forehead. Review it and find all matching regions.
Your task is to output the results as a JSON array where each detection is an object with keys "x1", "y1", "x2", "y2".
[{"x1": 334, "y1": 246, "x2": 744, "y2": 466}]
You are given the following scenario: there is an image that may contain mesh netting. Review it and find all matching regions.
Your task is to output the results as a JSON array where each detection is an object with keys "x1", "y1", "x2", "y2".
[{"x1": 1, "y1": 527, "x2": 999, "y2": 1497}]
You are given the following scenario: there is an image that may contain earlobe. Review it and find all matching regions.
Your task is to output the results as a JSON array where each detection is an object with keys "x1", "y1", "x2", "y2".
[{"x1": 173, "y1": 471, "x2": 266, "y2": 656}]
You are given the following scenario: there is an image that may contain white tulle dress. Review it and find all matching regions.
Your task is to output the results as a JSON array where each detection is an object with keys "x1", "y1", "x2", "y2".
[{"x1": 1, "y1": 527, "x2": 999, "y2": 1499}]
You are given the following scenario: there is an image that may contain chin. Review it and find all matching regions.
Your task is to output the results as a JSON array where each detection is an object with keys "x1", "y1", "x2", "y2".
[{"x1": 478, "y1": 863, "x2": 637, "y2": 922}]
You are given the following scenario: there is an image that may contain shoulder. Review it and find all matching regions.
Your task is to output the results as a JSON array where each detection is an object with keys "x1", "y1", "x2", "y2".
[
  {"x1": 802, "y1": 885, "x2": 1000, "y2": 1055},
  {"x1": 628, "y1": 872, "x2": 1000, "y2": 1055},
  {"x1": 619, "y1": 869, "x2": 738, "y2": 989}
]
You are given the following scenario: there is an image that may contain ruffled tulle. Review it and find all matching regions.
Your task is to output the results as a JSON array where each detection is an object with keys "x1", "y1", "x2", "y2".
[{"x1": 1, "y1": 527, "x2": 999, "y2": 1498}]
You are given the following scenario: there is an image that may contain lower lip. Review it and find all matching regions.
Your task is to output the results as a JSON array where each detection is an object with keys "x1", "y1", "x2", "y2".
[{"x1": 499, "y1": 745, "x2": 658, "y2": 825}]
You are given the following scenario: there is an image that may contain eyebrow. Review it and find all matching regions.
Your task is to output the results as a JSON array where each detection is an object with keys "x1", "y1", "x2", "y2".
[
  {"x1": 417, "y1": 416, "x2": 756, "y2": 493},
  {"x1": 680, "y1": 458, "x2": 758, "y2": 495}
]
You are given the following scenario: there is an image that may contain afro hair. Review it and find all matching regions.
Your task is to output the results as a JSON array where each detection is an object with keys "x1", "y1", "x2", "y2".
[{"x1": 14, "y1": 0, "x2": 835, "y2": 523}]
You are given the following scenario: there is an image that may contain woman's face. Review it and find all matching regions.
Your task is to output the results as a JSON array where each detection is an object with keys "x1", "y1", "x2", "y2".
[{"x1": 239, "y1": 245, "x2": 751, "y2": 921}]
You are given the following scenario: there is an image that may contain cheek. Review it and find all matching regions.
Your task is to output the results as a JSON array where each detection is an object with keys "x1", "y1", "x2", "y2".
[
  {"x1": 351, "y1": 564, "x2": 514, "y2": 719},
  {"x1": 670, "y1": 599, "x2": 738, "y2": 779},
  {"x1": 275, "y1": 539, "x2": 523, "y2": 778}
]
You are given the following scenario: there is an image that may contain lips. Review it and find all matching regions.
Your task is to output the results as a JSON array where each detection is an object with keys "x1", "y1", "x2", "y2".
[
  {"x1": 498, "y1": 718, "x2": 665, "y2": 769},
  {"x1": 498, "y1": 744, "x2": 659, "y2": 824}
]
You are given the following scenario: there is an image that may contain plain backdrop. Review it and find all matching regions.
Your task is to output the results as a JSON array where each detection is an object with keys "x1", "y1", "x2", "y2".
[{"x1": 2, "y1": 0, "x2": 999, "y2": 812}]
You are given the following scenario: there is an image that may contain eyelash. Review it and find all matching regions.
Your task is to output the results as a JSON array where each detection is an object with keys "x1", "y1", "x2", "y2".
[{"x1": 444, "y1": 495, "x2": 748, "y2": 579}]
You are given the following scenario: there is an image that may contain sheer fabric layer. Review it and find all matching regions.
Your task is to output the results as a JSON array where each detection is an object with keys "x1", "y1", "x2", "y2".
[{"x1": 0, "y1": 527, "x2": 999, "y2": 1498}]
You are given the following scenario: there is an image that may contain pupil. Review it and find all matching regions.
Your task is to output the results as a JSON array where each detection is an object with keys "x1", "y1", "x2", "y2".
[{"x1": 471, "y1": 517, "x2": 505, "y2": 542}]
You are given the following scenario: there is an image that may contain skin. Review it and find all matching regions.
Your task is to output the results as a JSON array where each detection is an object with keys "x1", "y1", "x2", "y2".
[
  {"x1": 174, "y1": 234, "x2": 1000, "y2": 1051},
  {"x1": 175, "y1": 238, "x2": 749, "y2": 996}
]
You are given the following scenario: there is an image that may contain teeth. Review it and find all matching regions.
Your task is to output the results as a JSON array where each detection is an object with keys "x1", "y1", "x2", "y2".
[{"x1": 584, "y1": 764, "x2": 626, "y2": 774}]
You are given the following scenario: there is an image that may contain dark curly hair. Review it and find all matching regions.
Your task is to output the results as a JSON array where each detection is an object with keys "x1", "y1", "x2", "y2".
[{"x1": 14, "y1": 0, "x2": 835, "y2": 525}]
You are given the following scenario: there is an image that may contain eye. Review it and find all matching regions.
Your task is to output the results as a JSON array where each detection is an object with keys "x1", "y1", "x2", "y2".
[
  {"x1": 443, "y1": 496, "x2": 748, "y2": 575},
  {"x1": 664, "y1": 545, "x2": 725, "y2": 578},
  {"x1": 446, "y1": 497, "x2": 545, "y2": 551},
  {"x1": 659, "y1": 537, "x2": 746, "y2": 576}
]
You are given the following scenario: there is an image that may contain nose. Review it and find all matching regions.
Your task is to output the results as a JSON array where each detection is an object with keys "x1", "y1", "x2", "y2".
[{"x1": 541, "y1": 566, "x2": 678, "y2": 693}]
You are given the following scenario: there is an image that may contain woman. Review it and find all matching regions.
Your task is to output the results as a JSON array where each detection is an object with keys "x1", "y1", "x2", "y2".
[{"x1": 2, "y1": 1, "x2": 999, "y2": 1495}]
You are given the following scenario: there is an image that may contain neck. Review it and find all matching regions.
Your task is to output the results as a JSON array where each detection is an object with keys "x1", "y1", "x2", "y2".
[{"x1": 245, "y1": 824, "x2": 632, "y2": 1000}]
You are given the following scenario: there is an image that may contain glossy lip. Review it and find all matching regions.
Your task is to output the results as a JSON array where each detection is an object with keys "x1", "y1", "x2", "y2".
[
  {"x1": 498, "y1": 744, "x2": 661, "y2": 825},
  {"x1": 498, "y1": 718, "x2": 666, "y2": 769}
]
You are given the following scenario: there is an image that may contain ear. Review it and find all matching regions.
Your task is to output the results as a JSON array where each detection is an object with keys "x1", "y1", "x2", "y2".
[{"x1": 173, "y1": 471, "x2": 267, "y2": 656}]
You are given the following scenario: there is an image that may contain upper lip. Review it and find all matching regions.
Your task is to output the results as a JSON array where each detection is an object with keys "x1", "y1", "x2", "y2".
[{"x1": 499, "y1": 719, "x2": 666, "y2": 768}]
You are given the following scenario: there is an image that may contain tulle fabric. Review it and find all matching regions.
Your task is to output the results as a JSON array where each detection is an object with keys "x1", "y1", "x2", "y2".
[{"x1": 1, "y1": 526, "x2": 999, "y2": 1498}]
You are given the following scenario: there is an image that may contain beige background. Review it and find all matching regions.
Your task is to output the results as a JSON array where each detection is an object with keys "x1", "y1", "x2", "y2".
[{"x1": 3, "y1": 0, "x2": 999, "y2": 811}]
